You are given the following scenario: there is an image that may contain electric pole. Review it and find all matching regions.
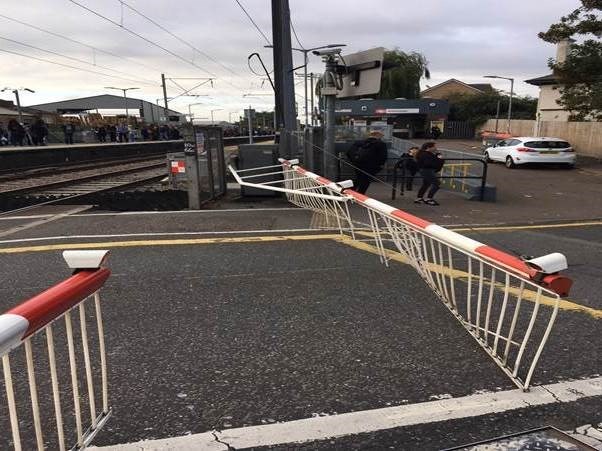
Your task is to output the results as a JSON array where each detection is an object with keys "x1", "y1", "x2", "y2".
[
  {"x1": 271, "y1": 0, "x2": 297, "y2": 157},
  {"x1": 323, "y1": 54, "x2": 338, "y2": 180},
  {"x1": 161, "y1": 73, "x2": 169, "y2": 113}
]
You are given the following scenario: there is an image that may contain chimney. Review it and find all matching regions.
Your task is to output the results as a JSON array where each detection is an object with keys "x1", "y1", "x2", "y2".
[{"x1": 556, "y1": 38, "x2": 576, "y2": 65}]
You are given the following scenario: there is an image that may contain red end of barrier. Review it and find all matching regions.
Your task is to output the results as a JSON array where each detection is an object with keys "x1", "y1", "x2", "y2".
[
  {"x1": 391, "y1": 210, "x2": 432, "y2": 229},
  {"x1": 541, "y1": 274, "x2": 573, "y2": 297},
  {"x1": 476, "y1": 246, "x2": 538, "y2": 278},
  {"x1": 9, "y1": 268, "x2": 111, "y2": 338}
]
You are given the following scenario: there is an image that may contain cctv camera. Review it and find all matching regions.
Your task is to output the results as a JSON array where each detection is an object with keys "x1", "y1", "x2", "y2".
[{"x1": 312, "y1": 48, "x2": 342, "y2": 57}]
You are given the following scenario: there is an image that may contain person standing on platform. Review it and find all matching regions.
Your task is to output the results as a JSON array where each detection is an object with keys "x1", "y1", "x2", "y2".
[
  {"x1": 346, "y1": 130, "x2": 388, "y2": 195},
  {"x1": 117, "y1": 122, "x2": 128, "y2": 142},
  {"x1": 30, "y1": 117, "x2": 48, "y2": 146},
  {"x1": 62, "y1": 120, "x2": 76, "y2": 144},
  {"x1": 97, "y1": 124, "x2": 107, "y2": 143},
  {"x1": 108, "y1": 124, "x2": 117, "y2": 142},
  {"x1": 8, "y1": 119, "x2": 25, "y2": 146},
  {"x1": 414, "y1": 141, "x2": 444, "y2": 205}
]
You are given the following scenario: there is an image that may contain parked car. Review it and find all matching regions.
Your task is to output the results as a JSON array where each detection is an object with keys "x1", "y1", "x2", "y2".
[{"x1": 484, "y1": 137, "x2": 576, "y2": 169}]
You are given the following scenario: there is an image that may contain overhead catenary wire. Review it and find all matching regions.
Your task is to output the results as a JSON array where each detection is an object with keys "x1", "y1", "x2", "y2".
[
  {"x1": 0, "y1": 13, "x2": 165, "y2": 74},
  {"x1": 67, "y1": 0, "x2": 245, "y2": 92},
  {"x1": 68, "y1": 1, "x2": 213, "y2": 77},
  {"x1": 290, "y1": 17, "x2": 305, "y2": 50},
  {"x1": 0, "y1": 35, "x2": 159, "y2": 87},
  {"x1": 119, "y1": 1, "x2": 242, "y2": 79},
  {"x1": 232, "y1": 0, "x2": 272, "y2": 45},
  {"x1": 0, "y1": 47, "x2": 162, "y2": 88}
]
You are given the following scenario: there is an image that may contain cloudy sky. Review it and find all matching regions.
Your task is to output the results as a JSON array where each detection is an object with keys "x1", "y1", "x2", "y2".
[{"x1": 0, "y1": 0, "x2": 579, "y2": 122}]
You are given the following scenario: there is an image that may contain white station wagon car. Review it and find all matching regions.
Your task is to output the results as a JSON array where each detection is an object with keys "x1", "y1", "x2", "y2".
[{"x1": 484, "y1": 137, "x2": 576, "y2": 168}]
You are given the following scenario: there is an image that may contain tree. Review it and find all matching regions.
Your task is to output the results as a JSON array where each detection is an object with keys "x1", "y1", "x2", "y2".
[
  {"x1": 377, "y1": 49, "x2": 430, "y2": 99},
  {"x1": 539, "y1": 0, "x2": 602, "y2": 120},
  {"x1": 447, "y1": 92, "x2": 537, "y2": 127}
]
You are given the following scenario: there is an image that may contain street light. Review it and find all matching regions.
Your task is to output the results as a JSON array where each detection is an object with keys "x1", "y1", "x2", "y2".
[
  {"x1": 244, "y1": 93, "x2": 276, "y2": 130},
  {"x1": 209, "y1": 108, "x2": 223, "y2": 124},
  {"x1": 187, "y1": 102, "x2": 205, "y2": 121},
  {"x1": 484, "y1": 75, "x2": 514, "y2": 133},
  {"x1": 1, "y1": 87, "x2": 35, "y2": 124},
  {"x1": 265, "y1": 43, "x2": 346, "y2": 126},
  {"x1": 105, "y1": 86, "x2": 139, "y2": 120}
]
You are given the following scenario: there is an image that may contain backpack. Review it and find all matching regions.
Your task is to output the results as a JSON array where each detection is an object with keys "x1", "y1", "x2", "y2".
[{"x1": 347, "y1": 140, "x2": 374, "y2": 166}]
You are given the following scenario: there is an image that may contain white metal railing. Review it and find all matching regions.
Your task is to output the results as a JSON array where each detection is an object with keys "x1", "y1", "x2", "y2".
[
  {"x1": 230, "y1": 160, "x2": 573, "y2": 390},
  {"x1": 1, "y1": 250, "x2": 112, "y2": 451}
]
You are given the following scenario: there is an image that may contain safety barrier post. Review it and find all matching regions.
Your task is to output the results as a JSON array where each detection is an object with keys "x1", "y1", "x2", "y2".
[{"x1": 1, "y1": 250, "x2": 112, "y2": 451}]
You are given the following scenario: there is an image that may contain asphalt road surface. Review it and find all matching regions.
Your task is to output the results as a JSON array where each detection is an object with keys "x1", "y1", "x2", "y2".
[{"x1": 0, "y1": 206, "x2": 600, "y2": 450}]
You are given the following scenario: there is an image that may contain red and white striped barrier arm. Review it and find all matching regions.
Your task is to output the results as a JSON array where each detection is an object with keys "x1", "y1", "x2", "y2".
[
  {"x1": 0, "y1": 251, "x2": 110, "y2": 357},
  {"x1": 280, "y1": 159, "x2": 572, "y2": 297}
]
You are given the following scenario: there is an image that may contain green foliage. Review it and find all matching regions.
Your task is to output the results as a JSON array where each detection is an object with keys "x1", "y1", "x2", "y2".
[
  {"x1": 539, "y1": 0, "x2": 602, "y2": 120},
  {"x1": 447, "y1": 92, "x2": 537, "y2": 126},
  {"x1": 377, "y1": 49, "x2": 430, "y2": 99}
]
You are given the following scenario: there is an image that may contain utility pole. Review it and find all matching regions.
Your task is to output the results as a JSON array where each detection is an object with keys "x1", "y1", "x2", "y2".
[
  {"x1": 2, "y1": 87, "x2": 34, "y2": 124},
  {"x1": 494, "y1": 100, "x2": 501, "y2": 133},
  {"x1": 310, "y1": 73, "x2": 315, "y2": 126},
  {"x1": 13, "y1": 90, "x2": 22, "y2": 124},
  {"x1": 320, "y1": 52, "x2": 341, "y2": 180},
  {"x1": 247, "y1": 105, "x2": 253, "y2": 144},
  {"x1": 161, "y1": 73, "x2": 169, "y2": 112},
  {"x1": 271, "y1": 0, "x2": 296, "y2": 157}
]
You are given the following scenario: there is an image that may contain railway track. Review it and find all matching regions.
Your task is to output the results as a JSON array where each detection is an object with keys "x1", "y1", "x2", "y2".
[
  {"x1": 0, "y1": 154, "x2": 167, "y2": 183},
  {"x1": 0, "y1": 158, "x2": 166, "y2": 197}
]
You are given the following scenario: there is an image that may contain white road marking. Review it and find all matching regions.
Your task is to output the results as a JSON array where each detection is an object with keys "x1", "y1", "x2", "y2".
[
  {"x1": 0, "y1": 207, "x2": 301, "y2": 221},
  {"x1": 90, "y1": 376, "x2": 602, "y2": 451},
  {"x1": 0, "y1": 205, "x2": 91, "y2": 238}
]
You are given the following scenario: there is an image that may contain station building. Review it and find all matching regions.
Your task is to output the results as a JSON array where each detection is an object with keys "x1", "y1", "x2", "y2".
[{"x1": 335, "y1": 98, "x2": 449, "y2": 139}]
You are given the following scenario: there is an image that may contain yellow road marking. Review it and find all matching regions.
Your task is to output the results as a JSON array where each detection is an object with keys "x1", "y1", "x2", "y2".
[
  {"x1": 338, "y1": 236, "x2": 602, "y2": 320},
  {"x1": 0, "y1": 234, "x2": 340, "y2": 254},
  {"x1": 1, "y1": 231, "x2": 600, "y2": 320},
  {"x1": 451, "y1": 220, "x2": 602, "y2": 233}
]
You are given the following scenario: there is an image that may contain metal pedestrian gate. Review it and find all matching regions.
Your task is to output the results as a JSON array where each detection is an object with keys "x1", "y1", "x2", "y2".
[
  {"x1": 230, "y1": 159, "x2": 572, "y2": 391},
  {"x1": 1, "y1": 250, "x2": 112, "y2": 451}
]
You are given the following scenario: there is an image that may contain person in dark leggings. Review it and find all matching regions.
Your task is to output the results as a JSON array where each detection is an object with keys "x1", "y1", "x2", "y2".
[{"x1": 415, "y1": 142, "x2": 444, "y2": 205}]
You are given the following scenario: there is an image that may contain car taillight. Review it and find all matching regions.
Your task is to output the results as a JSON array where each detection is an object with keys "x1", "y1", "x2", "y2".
[
  {"x1": 563, "y1": 148, "x2": 574, "y2": 152},
  {"x1": 516, "y1": 147, "x2": 534, "y2": 152}
]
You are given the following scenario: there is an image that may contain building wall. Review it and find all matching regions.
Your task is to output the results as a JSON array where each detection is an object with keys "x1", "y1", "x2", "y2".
[
  {"x1": 479, "y1": 119, "x2": 602, "y2": 158},
  {"x1": 421, "y1": 82, "x2": 480, "y2": 100},
  {"x1": 537, "y1": 85, "x2": 571, "y2": 122}
]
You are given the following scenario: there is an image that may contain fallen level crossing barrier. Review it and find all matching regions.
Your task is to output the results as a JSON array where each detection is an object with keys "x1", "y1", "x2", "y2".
[
  {"x1": 230, "y1": 159, "x2": 572, "y2": 390},
  {"x1": 1, "y1": 250, "x2": 112, "y2": 451}
]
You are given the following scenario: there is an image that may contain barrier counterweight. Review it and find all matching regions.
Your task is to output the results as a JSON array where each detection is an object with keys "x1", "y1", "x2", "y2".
[
  {"x1": 1, "y1": 251, "x2": 112, "y2": 451},
  {"x1": 230, "y1": 160, "x2": 573, "y2": 391}
]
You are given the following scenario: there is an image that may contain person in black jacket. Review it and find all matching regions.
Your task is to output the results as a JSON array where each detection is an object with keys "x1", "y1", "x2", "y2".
[
  {"x1": 346, "y1": 130, "x2": 388, "y2": 194},
  {"x1": 415, "y1": 141, "x2": 444, "y2": 205}
]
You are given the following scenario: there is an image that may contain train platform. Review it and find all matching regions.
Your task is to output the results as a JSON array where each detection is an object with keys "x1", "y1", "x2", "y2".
[{"x1": 1, "y1": 201, "x2": 601, "y2": 450}]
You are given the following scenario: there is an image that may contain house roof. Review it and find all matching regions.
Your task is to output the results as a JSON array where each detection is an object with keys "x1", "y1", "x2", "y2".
[
  {"x1": 467, "y1": 83, "x2": 493, "y2": 92},
  {"x1": 525, "y1": 74, "x2": 559, "y2": 86},
  {"x1": 421, "y1": 78, "x2": 491, "y2": 96}
]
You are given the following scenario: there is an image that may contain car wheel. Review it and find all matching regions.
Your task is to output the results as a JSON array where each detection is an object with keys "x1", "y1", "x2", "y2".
[
  {"x1": 565, "y1": 163, "x2": 575, "y2": 169},
  {"x1": 505, "y1": 156, "x2": 516, "y2": 169},
  {"x1": 484, "y1": 151, "x2": 492, "y2": 163}
]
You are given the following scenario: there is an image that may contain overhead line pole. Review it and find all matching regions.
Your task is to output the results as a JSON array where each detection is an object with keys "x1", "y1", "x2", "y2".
[
  {"x1": 271, "y1": 0, "x2": 297, "y2": 157},
  {"x1": 161, "y1": 73, "x2": 169, "y2": 111}
]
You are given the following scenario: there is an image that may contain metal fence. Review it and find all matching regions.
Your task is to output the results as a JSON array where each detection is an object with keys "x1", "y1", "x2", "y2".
[
  {"x1": 230, "y1": 160, "x2": 572, "y2": 391},
  {"x1": 1, "y1": 250, "x2": 112, "y2": 451}
]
